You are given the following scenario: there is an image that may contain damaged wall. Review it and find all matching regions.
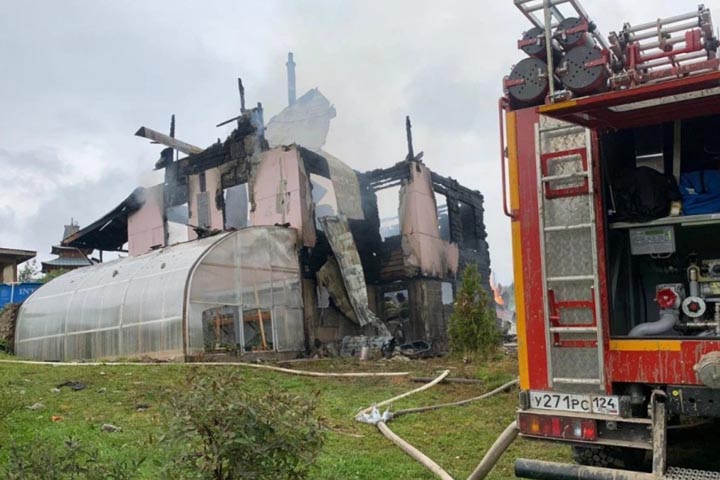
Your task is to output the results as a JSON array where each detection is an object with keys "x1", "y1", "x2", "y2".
[
  {"x1": 399, "y1": 163, "x2": 459, "y2": 279},
  {"x1": 127, "y1": 185, "x2": 165, "y2": 256},
  {"x1": 250, "y1": 146, "x2": 316, "y2": 247},
  {"x1": 431, "y1": 172, "x2": 492, "y2": 298},
  {"x1": 187, "y1": 167, "x2": 225, "y2": 240},
  {"x1": 406, "y1": 279, "x2": 453, "y2": 352}
]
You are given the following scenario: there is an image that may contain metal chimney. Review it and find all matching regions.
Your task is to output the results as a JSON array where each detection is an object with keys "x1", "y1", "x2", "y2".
[{"x1": 286, "y1": 52, "x2": 296, "y2": 106}]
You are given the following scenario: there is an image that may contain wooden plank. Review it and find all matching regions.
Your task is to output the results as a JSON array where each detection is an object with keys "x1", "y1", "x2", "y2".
[{"x1": 135, "y1": 126, "x2": 203, "y2": 155}]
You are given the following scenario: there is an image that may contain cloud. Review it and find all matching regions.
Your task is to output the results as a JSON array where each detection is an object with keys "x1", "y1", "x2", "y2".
[{"x1": 0, "y1": 0, "x2": 699, "y2": 282}]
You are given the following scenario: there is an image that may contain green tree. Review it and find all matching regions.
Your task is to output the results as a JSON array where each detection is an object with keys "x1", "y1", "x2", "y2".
[
  {"x1": 17, "y1": 260, "x2": 38, "y2": 283},
  {"x1": 448, "y1": 263, "x2": 500, "y2": 359},
  {"x1": 42, "y1": 268, "x2": 69, "y2": 284}
]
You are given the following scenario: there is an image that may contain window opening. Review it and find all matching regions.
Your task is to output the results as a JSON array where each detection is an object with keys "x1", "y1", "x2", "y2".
[
  {"x1": 436, "y1": 194, "x2": 450, "y2": 241},
  {"x1": 196, "y1": 192, "x2": 210, "y2": 228},
  {"x1": 459, "y1": 201, "x2": 477, "y2": 249},
  {"x1": 376, "y1": 185, "x2": 401, "y2": 241},
  {"x1": 224, "y1": 183, "x2": 251, "y2": 230},
  {"x1": 166, "y1": 203, "x2": 189, "y2": 244},
  {"x1": 383, "y1": 288, "x2": 409, "y2": 343},
  {"x1": 310, "y1": 173, "x2": 338, "y2": 231},
  {"x1": 441, "y1": 282, "x2": 454, "y2": 305},
  {"x1": 199, "y1": 171, "x2": 207, "y2": 192}
]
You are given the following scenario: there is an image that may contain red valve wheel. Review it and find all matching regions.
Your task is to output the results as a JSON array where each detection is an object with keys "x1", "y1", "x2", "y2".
[{"x1": 656, "y1": 288, "x2": 678, "y2": 309}]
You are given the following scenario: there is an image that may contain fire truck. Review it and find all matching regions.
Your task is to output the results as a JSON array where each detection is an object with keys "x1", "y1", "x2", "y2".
[{"x1": 501, "y1": 1, "x2": 720, "y2": 478}]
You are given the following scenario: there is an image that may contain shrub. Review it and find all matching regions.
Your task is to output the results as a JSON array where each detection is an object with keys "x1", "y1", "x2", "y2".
[
  {"x1": 42, "y1": 268, "x2": 70, "y2": 284},
  {"x1": 448, "y1": 263, "x2": 501, "y2": 359},
  {"x1": 3, "y1": 437, "x2": 144, "y2": 480},
  {"x1": 164, "y1": 370, "x2": 325, "y2": 480}
]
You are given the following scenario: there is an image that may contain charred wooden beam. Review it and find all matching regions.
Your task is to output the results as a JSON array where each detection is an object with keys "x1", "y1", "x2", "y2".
[{"x1": 135, "y1": 126, "x2": 203, "y2": 155}]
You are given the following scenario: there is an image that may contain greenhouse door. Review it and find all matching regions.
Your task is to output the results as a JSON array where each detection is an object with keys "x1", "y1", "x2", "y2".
[{"x1": 201, "y1": 306, "x2": 241, "y2": 352}]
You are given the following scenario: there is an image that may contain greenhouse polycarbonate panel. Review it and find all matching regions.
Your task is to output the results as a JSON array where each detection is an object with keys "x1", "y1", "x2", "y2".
[
  {"x1": 16, "y1": 234, "x2": 229, "y2": 361},
  {"x1": 17, "y1": 227, "x2": 303, "y2": 362},
  {"x1": 187, "y1": 227, "x2": 302, "y2": 355}
]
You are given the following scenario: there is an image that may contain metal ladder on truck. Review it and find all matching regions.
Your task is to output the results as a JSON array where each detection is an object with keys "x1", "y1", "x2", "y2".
[{"x1": 535, "y1": 118, "x2": 605, "y2": 391}]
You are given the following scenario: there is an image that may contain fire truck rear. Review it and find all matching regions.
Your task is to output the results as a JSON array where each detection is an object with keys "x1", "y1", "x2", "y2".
[{"x1": 501, "y1": 1, "x2": 720, "y2": 478}]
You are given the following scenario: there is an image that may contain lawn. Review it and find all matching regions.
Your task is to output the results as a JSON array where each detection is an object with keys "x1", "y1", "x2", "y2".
[{"x1": 0, "y1": 353, "x2": 571, "y2": 479}]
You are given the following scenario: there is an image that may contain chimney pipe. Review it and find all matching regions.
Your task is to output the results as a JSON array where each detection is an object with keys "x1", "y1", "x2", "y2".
[{"x1": 286, "y1": 52, "x2": 296, "y2": 106}]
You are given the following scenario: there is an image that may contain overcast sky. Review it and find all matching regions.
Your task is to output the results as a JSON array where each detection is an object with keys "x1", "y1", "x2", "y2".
[{"x1": 0, "y1": 0, "x2": 710, "y2": 283}]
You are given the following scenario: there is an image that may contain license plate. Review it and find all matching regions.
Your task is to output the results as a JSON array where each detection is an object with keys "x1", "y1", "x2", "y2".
[{"x1": 529, "y1": 390, "x2": 620, "y2": 416}]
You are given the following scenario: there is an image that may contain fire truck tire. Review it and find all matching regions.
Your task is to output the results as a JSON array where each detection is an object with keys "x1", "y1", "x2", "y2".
[{"x1": 572, "y1": 446, "x2": 647, "y2": 470}]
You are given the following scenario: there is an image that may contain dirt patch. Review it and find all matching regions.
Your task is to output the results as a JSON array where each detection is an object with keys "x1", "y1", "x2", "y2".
[{"x1": 0, "y1": 304, "x2": 20, "y2": 352}]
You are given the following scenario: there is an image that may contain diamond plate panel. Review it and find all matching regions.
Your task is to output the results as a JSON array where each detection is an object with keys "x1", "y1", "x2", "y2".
[
  {"x1": 552, "y1": 284, "x2": 595, "y2": 326},
  {"x1": 555, "y1": 308, "x2": 594, "y2": 326},
  {"x1": 545, "y1": 229, "x2": 593, "y2": 278},
  {"x1": 544, "y1": 195, "x2": 591, "y2": 228},
  {"x1": 545, "y1": 152, "x2": 585, "y2": 191},
  {"x1": 666, "y1": 467, "x2": 720, "y2": 479},
  {"x1": 557, "y1": 331, "x2": 596, "y2": 342},
  {"x1": 551, "y1": 347, "x2": 600, "y2": 392},
  {"x1": 553, "y1": 284, "x2": 593, "y2": 302},
  {"x1": 539, "y1": 117, "x2": 586, "y2": 154}
]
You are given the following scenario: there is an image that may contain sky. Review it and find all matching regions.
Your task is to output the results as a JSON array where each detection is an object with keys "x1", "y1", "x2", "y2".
[{"x1": 0, "y1": 0, "x2": 711, "y2": 284}]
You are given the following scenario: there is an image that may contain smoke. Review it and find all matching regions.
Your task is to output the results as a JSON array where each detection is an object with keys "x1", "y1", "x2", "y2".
[{"x1": 1, "y1": 0, "x2": 692, "y2": 283}]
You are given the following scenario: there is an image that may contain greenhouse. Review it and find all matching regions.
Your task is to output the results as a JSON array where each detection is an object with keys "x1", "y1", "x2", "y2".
[{"x1": 15, "y1": 227, "x2": 304, "y2": 361}]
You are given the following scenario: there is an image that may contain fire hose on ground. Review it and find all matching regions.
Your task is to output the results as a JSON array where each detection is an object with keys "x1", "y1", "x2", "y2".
[
  {"x1": 357, "y1": 371, "x2": 520, "y2": 480},
  {"x1": 0, "y1": 358, "x2": 410, "y2": 377},
  {"x1": 1, "y1": 358, "x2": 520, "y2": 478}
]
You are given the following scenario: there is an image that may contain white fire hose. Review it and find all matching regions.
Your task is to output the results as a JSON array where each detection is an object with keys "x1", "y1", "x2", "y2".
[{"x1": 357, "y1": 371, "x2": 520, "y2": 480}]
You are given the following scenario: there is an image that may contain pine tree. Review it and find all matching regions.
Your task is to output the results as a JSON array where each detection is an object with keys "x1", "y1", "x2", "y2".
[{"x1": 448, "y1": 263, "x2": 500, "y2": 359}]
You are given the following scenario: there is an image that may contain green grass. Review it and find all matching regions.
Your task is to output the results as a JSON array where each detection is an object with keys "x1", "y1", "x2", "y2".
[{"x1": 0, "y1": 353, "x2": 571, "y2": 479}]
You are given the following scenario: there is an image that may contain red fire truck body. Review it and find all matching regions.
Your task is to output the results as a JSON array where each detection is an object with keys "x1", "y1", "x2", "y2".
[{"x1": 502, "y1": 5, "x2": 720, "y2": 477}]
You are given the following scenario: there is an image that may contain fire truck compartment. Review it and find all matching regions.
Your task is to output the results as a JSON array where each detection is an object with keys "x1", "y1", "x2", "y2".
[{"x1": 601, "y1": 113, "x2": 720, "y2": 340}]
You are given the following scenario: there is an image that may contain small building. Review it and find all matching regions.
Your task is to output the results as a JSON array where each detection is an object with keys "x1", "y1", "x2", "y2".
[
  {"x1": 0, "y1": 248, "x2": 36, "y2": 283},
  {"x1": 41, "y1": 223, "x2": 94, "y2": 273}
]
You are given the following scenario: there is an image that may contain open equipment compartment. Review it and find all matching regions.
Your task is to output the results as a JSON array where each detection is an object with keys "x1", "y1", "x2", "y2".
[{"x1": 601, "y1": 113, "x2": 720, "y2": 339}]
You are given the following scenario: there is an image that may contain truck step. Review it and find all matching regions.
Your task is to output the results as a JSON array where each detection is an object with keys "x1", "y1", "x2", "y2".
[{"x1": 666, "y1": 467, "x2": 720, "y2": 479}]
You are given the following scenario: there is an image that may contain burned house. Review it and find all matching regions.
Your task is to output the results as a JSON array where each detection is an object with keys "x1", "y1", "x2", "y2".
[{"x1": 15, "y1": 58, "x2": 490, "y2": 361}]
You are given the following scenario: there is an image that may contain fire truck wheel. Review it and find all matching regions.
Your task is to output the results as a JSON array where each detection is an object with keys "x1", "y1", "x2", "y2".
[{"x1": 572, "y1": 446, "x2": 647, "y2": 470}]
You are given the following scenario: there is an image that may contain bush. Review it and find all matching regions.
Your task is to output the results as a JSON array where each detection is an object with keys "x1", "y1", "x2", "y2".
[
  {"x1": 42, "y1": 268, "x2": 70, "y2": 284},
  {"x1": 164, "y1": 370, "x2": 325, "y2": 480},
  {"x1": 448, "y1": 263, "x2": 500, "y2": 359},
  {"x1": 3, "y1": 437, "x2": 144, "y2": 480}
]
